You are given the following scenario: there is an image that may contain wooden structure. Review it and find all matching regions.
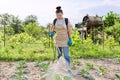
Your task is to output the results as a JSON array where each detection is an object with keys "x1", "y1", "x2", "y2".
[
  {"x1": 82, "y1": 15, "x2": 103, "y2": 41},
  {"x1": 78, "y1": 27, "x2": 87, "y2": 44},
  {"x1": 76, "y1": 14, "x2": 105, "y2": 49}
]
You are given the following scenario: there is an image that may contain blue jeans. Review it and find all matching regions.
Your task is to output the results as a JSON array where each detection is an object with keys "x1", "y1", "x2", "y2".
[{"x1": 57, "y1": 47, "x2": 70, "y2": 68}]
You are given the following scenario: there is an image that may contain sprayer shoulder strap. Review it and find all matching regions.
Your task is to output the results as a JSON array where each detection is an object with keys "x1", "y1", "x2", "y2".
[
  {"x1": 53, "y1": 18, "x2": 57, "y2": 26},
  {"x1": 53, "y1": 18, "x2": 68, "y2": 27}
]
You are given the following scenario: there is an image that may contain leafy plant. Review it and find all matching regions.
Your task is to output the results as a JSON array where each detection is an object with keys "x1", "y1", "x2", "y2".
[
  {"x1": 10, "y1": 61, "x2": 28, "y2": 80},
  {"x1": 73, "y1": 59, "x2": 81, "y2": 66},
  {"x1": 54, "y1": 74, "x2": 72, "y2": 80},
  {"x1": 83, "y1": 73, "x2": 95, "y2": 80},
  {"x1": 54, "y1": 74, "x2": 62, "y2": 80},
  {"x1": 105, "y1": 37, "x2": 118, "y2": 49},
  {"x1": 71, "y1": 64, "x2": 76, "y2": 70},
  {"x1": 17, "y1": 61, "x2": 24, "y2": 79},
  {"x1": 23, "y1": 69, "x2": 30, "y2": 74},
  {"x1": 64, "y1": 76, "x2": 72, "y2": 80},
  {"x1": 97, "y1": 66, "x2": 107, "y2": 76},
  {"x1": 115, "y1": 74, "x2": 120, "y2": 80},
  {"x1": 9, "y1": 33, "x2": 36, "y2": 43},
  {"x1": 23, "y1": 23, "x2": 46, "y2": 39},
  {"x1": 76, "y1": 69, "x2": 88, "y2": 75},
  {"x1": 116, "y1": 59, "x2": 120, "y2": 64},
  {"x1": 39, "y1": 62, "x2": 50, "y2": 72},
  {"x1": 40, "y1": 72, "x2": 47, "y2": 79},
  {"x1": 86, "y1": 63, "x2": 94, "y2": 69},
  {"x1": 76, "y1": 69, "x2": 95, "y2": 80},
  {"x1": 104, "y1": 11, "x2": 116, "y2": 27}
]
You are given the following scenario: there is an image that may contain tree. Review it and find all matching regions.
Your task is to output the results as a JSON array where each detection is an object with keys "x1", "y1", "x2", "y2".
[
  {"x1": 10, "y1": 16, "x2": 22, "y2": 34},
  {"x1": 0, "y1": 13, "x2": 22, "y2": 34},
  {"x1": 0, "y1": 13, "x2": 12, "y2": 26},
  {"x1": 23, "y1": 15, "x2": 38, "y2": 25},
  {"x1": 104, "y1": 11, "x2": 117, "y2": 37},
  {"x1": 0, "y1": 13, "x2": 11, "y2": 46},
  {"x1": 104, "y1": 11, "x2": 117, "y2": 27},
  {"x1": 114, "y1": 21, "x2": 120, "y2": 44},
  {"x1": 23, "y1": 23, "x2": 46, "y2": 39},
  {"x1": 104, "y1": 12, "x2": 120, "y2": 44}
]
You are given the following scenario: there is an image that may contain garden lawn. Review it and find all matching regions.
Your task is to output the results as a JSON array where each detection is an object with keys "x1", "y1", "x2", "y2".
[{"x1": 0, "y1": 42, "x2": 120, "y2": 61}]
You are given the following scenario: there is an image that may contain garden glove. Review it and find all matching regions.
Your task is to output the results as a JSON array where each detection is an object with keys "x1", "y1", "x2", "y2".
[
  {"x1": 68, "y1": 38, "x2": 72, "y2": 46},
  {"x1": 49, "y1": 32, "x2": 54, "y2": 38}
]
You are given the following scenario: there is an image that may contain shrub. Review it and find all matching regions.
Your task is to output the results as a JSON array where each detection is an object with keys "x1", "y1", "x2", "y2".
[
  {"x1": 9, "y1": 33, "x2": 36, "y2": 43},
  {"x1": 0, "y1": 32, "x2": 3, "y2": 43},
  {"x1": 23, "y1": 23, "x2": 46, "y2": 39}
]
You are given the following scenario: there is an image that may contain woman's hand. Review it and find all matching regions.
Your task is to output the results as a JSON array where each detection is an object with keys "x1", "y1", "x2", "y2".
[
  {"x1": 49, "y1": 25, "x2": 54, "y2": 38},
  {"x1": 68, "y1": 38, "x2": 72, "y2": 46}
]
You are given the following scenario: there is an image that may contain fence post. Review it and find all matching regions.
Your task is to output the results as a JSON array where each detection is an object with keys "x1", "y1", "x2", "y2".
[
  {"x1": 3, "y1": 20, "x2": 6, "y2": 47},
  {"x1": 102, "y1": 22, "x2": 105, "y2": 49}
]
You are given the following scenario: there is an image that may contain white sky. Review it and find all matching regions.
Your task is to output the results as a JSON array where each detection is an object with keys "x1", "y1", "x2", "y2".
[{"x1": 0, "y1": 0, "x2": 120, "y2": 26}]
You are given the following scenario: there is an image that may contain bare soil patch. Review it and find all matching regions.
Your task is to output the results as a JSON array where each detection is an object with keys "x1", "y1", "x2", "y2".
[{"x1": 0, "y1": 58, "x2": 120, "y2": 80}]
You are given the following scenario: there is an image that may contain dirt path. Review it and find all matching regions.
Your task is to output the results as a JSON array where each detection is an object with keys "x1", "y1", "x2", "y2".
[{"x1": 0, "y1": 58, "x2": 120, "y2": 80}]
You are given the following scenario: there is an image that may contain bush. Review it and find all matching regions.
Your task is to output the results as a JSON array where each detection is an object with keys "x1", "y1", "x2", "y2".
[
  {"x1": 105, "y1": 27, "x2": 113, "y2": 36},
  {"x1": 70, "y1": 31, "x2": 120, "y2": 59},
  {"x1": 9, "y1": 33, "x2": 36, "y2": 43},
  {"x1": 23, "y1": 23, "x2": 46, "y2": 39},
  {"x1": 114, "y1": 21, "x2": 120, "y2": 44},
  {"x1": 0, "y1": 31, "x2": 4, "y2": 43},
  {"x1": 105, "y1": 37, "x2": 119, "y2": 48}
]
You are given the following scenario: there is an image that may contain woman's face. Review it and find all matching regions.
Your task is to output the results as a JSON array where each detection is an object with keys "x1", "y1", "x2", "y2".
[{"x1": 56, "y1": 13, "x2": 63, "y2": 19}]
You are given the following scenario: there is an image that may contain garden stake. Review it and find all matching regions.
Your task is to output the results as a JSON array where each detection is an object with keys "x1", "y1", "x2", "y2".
[
  {"x1": 51, "y1": 37, "x2": 56, "y2": 63},
  {"x1": 49, "y1": 24, "x2": 50, "y2": 48},
  {"x1": 102, "y1": 22, "x2": 105, "y2": 50},
  {"x1": 3, "y1": 20, "x2": 6, "y2": 47}
]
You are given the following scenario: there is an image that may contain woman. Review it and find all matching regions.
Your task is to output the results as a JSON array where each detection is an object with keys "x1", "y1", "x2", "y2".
[{"x1": 50, "y1": 6, "x2": 72, "y2": 75}]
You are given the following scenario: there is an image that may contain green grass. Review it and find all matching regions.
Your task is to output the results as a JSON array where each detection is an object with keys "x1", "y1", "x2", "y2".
[
  {"x1": 0, "y1": 43, "x2": 53, "y2": 61},
  {"x1": 0, "y1": 33, "x2": 120, "y2": 61},
  {"x1": 70, "y1": 38, "x2": 120, "y2": 59},
  {"x1": 0, "y1": 42, "x2": 120, "y2": 61}
]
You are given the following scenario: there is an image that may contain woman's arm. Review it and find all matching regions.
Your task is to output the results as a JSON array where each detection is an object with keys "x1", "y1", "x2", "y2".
[
  {"x1": 68, "y1": 24, "x2": 73, "y2": 46},
  {"x1": 50, "y1": 24, "x2": 55, "y2": 32},
  {"x1": 68, "y1": 24, "x2": 72, "y2": 38}
]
